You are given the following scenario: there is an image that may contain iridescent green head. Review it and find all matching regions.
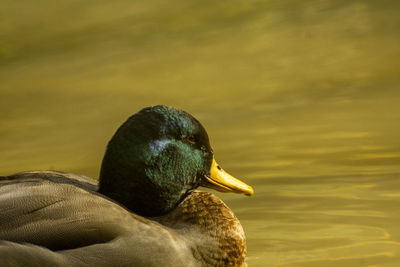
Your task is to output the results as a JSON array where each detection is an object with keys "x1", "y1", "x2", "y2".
[{"x1": 99, "y1": 105, "x2": 253, "y2": 217}]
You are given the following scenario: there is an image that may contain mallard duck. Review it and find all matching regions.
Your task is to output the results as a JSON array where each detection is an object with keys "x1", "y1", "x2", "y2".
[{"x1": 0, "y1": 105, "x2": 253, "y2": 266}]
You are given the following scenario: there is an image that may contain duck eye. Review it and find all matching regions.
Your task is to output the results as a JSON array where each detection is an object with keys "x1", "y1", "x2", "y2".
[{"x1": 185, "y1": 135, "x2": 196, "y2": 145}]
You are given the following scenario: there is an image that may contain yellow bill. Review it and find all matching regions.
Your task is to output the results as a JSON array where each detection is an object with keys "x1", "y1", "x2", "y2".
[{"x1": 202, "y1": 157, "x2": 254, "y2": 196}]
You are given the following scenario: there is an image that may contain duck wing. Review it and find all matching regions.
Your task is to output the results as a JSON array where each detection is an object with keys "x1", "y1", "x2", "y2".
[{"x1": 0, "y1": 171, "x2": 196, "y2": 266}]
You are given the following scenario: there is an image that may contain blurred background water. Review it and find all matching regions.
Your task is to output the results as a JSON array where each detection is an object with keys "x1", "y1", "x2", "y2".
[{"x1": 1, "y1": 0, "x2": 399, "y2": 266}]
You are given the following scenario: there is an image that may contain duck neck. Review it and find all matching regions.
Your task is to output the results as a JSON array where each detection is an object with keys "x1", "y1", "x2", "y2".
[
  {"x1": 98, "y1": 142, "x2": 197, "y2": 217},
  {"x1": 98, "y1": 167, "x2": 188, "y2": 217}
]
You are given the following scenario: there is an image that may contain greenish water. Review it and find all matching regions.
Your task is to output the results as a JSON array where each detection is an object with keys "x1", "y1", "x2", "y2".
[{"x1": 1, "y1": 1, "x2": 400, "y2": 266}]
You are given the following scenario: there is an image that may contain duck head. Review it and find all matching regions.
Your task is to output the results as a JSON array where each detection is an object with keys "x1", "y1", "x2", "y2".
[{"x1": 99, "y1": 105, "x2": 253, "y2": 216}]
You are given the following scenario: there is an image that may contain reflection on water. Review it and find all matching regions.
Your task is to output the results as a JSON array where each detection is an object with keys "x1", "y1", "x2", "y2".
[{"x1": 1, "y1": 0, "x2": 399, "y2": 266}]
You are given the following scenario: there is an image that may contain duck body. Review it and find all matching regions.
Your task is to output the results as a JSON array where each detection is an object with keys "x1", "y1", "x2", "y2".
[
  {"x1": 0, "y1": 106, "x2": 252, "y2": 266},
  {"x1": 0, "y1": 171, "x2": 245, "y2": 266}
]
